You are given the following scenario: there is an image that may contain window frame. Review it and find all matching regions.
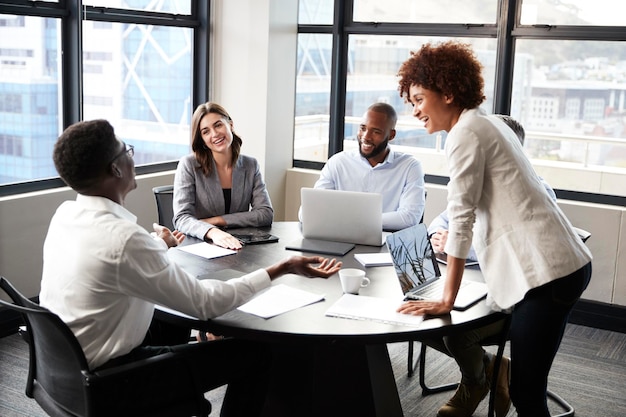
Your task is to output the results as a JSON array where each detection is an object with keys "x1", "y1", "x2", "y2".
[
  {"x1": 0, "y1": 0, "x2": 210, "y2": 197},
  {"x1": 295, "y1": 0, "x2": 626, "y2": 206}
]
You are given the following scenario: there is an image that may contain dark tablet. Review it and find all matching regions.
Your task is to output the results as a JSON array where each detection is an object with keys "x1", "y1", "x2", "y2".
[{"x1": 230, "y1": 231, "x2": 279, "y2": 245}]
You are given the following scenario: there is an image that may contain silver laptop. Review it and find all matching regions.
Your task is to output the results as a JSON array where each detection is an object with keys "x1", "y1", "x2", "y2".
[
  {"x1": 300, "y1": 188, "x2": 385, "y2": 246},
  {"x1": 386, "y1": 223, "x2": 487, "y2": 310}
]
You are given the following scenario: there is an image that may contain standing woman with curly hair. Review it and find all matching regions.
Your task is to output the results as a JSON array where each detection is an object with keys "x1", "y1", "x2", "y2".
[
  {"x1": 173, "y1": 102, "x2": 274, "y2": 249},
  {"x1": 396, "y1": 41, "x2": 592, "y2": 417}
]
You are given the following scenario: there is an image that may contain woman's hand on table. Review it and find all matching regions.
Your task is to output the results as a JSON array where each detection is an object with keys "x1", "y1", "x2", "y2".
[
  {"x1": 206, "y1": 227, "x2": 243, "y2": 250},
  {"x1": 396, "y1": 299, "x2": 453, "y2": 316}
]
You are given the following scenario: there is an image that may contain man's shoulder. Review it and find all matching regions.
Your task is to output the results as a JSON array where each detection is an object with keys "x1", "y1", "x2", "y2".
[
  {"x1": 328, "y1": 149, "x2": 356, "y2": 160},
  {"x1": 389, "y1": 149, "x2": 422, "y2": 167},
  {"x1": 323, "y1": 149, "x2": 359, "y2": 168}
]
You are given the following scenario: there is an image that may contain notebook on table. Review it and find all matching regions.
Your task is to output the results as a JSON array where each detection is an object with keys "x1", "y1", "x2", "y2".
[
  {"x1": 299, "y1": 188, "x2": 385, "y2": 246},
  {"x1": 386, "y1": 223, "x2": 487, "y2": 311},
  {"x1": 354, "y1": 252, "x2": 393, "y2": 267},
  {"x1": 285, "y1": 238, "x2": 355, "y2": 256}
]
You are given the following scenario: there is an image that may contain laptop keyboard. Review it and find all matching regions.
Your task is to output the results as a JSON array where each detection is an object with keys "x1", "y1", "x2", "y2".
[{"x1": 408, "y1": 279, "x2": 470, "y2": 300}]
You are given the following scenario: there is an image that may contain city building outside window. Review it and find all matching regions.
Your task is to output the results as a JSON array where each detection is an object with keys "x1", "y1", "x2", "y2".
[
  {"x1": 0, "y1": 0, "x2": 199, "y2": 194},
  {"x1": 296, "y1": 0, "x2": 626, "y2": 201}
]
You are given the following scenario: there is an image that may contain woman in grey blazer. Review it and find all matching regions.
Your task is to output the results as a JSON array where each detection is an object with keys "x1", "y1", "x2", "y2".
[{"x1": 174, "y1": 102, "x2": 273, "y2": 249}]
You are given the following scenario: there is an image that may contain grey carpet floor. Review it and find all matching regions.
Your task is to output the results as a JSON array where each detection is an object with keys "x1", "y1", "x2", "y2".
[{"x1": 1, "y1": 323, "x2": 625, "y2": 416}]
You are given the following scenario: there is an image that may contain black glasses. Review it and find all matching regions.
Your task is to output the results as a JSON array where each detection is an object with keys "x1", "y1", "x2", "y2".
[{"x1": 109, "y1": 143, "x2": 134, "y2": 164}]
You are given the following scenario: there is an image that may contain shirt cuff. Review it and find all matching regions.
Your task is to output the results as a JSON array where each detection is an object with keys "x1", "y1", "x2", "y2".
[
  {"x1": 240, "y1": 268, "x2": 272, "y2": 293},
  {"x1": 150, "y1": 232, "x2": 169, "y2": 250}
]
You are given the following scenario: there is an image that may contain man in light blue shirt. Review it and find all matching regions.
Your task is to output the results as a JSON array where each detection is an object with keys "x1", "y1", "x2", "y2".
[{"x1": 312, "y1": 102, "x2": 426, "y2": 231}]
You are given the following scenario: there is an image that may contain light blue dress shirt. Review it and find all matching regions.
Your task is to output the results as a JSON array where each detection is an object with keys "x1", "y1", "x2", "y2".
[{"x1": 313, "y1": 148, "x2": 426, "y2": 231}]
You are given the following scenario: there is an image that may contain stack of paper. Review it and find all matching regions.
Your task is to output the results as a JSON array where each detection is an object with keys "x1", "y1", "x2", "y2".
[
  {"x1": 325, "y1": 294, "x2": 423, "y2": 327},
  {"x1": 237, "y1": 284, "x2": 325, "y2": 318},
  {"x1": 177, "y1": 242, "x2": 237, "y2": 259},
  {"x1": 354, "y1": 252, "x2": 393, "y2": 267}
]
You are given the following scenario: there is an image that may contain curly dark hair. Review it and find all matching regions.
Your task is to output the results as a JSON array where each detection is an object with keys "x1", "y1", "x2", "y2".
[
  {"x1": 397, "y1": 41, "x2": 486, "y2": 110},
  {"x1": 191, "y1": 102, "x2": 242, "y2": 176},
  {"x1": 53, "y1": 119, "x2": 118, "y2": 192}
]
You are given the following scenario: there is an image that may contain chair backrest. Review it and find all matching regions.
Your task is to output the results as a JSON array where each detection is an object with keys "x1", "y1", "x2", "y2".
[
  {"x1": 153, "y1": 185, "x2": 175, "y2": 230},
  {"x1": 0, "y1": 277, "x2": 90, "y2": 416}
]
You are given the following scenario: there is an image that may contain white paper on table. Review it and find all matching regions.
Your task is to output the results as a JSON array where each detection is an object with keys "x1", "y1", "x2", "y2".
[
  {"x1": 354, "y1": 252, "x2": 393, "y2": 267},
  {"x1": 237, "y1": 284, "x2": 325, "y2": 319},
  {"x1": 177, "y1": 242, "x2": 237, "y2": 259},
  {"x1": 325, "y1": 294, "x2": 424, "y2": 327}
]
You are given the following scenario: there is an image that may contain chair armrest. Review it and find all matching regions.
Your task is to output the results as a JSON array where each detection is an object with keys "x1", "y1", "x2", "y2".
[{"x1": 88, "y1": 351, "x2": 180, "y2": 379}]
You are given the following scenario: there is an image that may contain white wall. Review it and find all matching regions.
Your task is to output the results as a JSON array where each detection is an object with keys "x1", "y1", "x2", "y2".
[{"x1": 211, "y1": 0, "x2": 298, "y2": 222}]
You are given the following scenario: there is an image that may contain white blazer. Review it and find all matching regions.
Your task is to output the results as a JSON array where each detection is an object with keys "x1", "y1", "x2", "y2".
[{"x1": 444, "y1": 108, "x2": 592, "y2": 309}]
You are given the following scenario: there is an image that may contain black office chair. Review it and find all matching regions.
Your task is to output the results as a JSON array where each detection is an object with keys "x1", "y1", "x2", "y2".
[
  {"x1": 153, "y1": 185, "x2": 175, "y2": 230},
  {"x1": 407, "y1": 228, "x2": 591, "y2": 417},
  {"x1": 0, "y1": 276, "x2": 211, "y2": 417}
]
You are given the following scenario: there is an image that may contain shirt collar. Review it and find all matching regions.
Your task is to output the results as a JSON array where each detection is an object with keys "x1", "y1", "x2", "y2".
[
  {"x1": 75, "y1": 194, "x2": 137, "y2": 223},
  {"x1": 356, "y1": 147, "x2": 395, "y2": 167}
]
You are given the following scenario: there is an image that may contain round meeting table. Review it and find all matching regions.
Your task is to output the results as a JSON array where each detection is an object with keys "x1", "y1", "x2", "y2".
[{"x1": 157, "y1": 222, "x2": 505, "y2": 417}]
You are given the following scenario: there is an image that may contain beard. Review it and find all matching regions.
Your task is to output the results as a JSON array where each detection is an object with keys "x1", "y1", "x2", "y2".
[{"x1": 359, "y1": 137, "x2": 389, "y2": 160}]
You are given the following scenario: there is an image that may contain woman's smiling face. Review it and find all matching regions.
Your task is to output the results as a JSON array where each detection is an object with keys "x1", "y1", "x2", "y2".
[
  {"x1": 408, "y1": 84, "x2": 457, "y2": 134},
  {"x1": 199, "y1": 112, "x2": 234, "y2": 154}
]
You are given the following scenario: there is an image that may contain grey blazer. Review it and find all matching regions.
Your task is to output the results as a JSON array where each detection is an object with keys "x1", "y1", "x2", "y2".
[{"x1": 173, "y1": 153, "x2": 274, "y2": 240}]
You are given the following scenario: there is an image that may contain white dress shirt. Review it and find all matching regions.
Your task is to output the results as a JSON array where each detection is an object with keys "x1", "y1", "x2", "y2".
[
  {"x1": 40, "y1": 195, "x2": 270, "y2": 369},
  {"x1": 314, "y1": 148, "x2": 426, "y2": 231},
  {"x1": 444, "y1": 109, "x2": 592, "y2": 309}
]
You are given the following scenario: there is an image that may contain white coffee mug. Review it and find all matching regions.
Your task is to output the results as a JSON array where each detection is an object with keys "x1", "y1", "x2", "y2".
[{"x1": 339, "y1": 268, "x2": 370, "y2": 295}]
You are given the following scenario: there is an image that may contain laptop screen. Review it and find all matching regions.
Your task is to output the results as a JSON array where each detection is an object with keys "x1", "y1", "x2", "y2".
[
  {"x1": 385, "y1": 223, "x2": 441, "y2": 294},
  {"x1": 300, "y1": 188, "x2": 384, "y2": 246}
]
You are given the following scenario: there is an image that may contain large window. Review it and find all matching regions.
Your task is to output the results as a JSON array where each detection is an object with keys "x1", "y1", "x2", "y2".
[
  {"x1": 0, "y1": 0, "x2": 207, "y2": 195},
  {"x1": 0, "y1": 14, "x2": 60, "y2": 185},
  {"x1": 296, "y1": 0, "x2": 626, "y2": 202}
]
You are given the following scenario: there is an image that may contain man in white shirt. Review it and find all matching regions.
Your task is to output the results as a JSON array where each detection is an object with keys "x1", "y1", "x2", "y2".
[
  {"x1": 40, "y1": 119, "x2": 341, "y2": 417},
  {"x1": 312, "y1": 102, "x2": 426, "y2": 231}
]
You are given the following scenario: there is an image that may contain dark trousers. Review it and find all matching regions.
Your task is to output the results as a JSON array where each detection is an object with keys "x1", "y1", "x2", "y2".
[
  {"x1": 509, "y1": 262, "x2": 592, "y2": 417},
  {"x1": 98, "y1": 319, "x2": 271, "y2": 417}
]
